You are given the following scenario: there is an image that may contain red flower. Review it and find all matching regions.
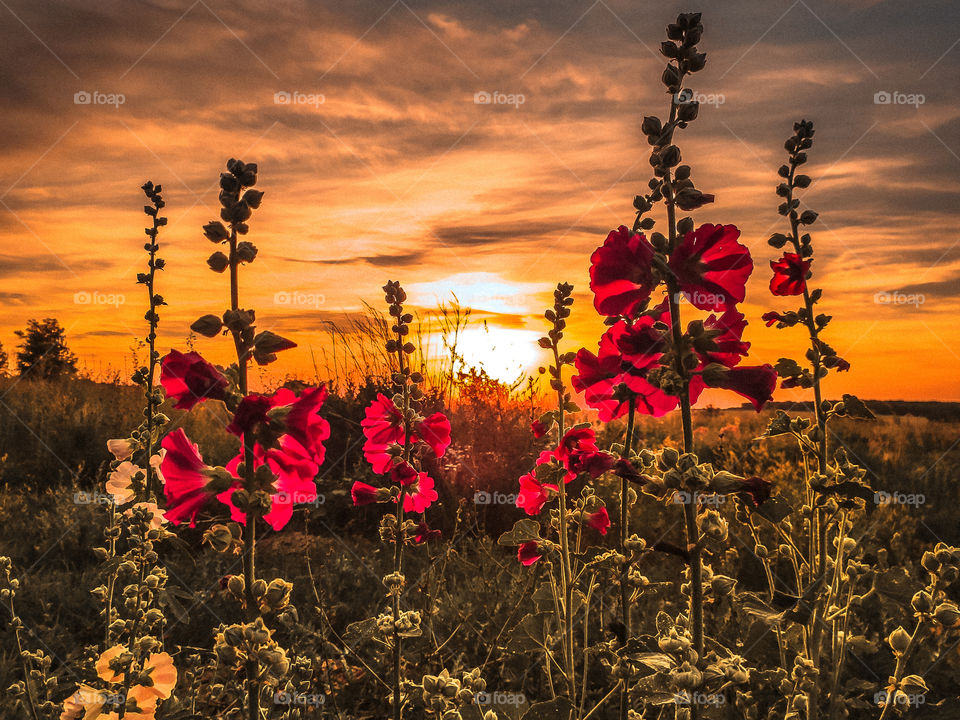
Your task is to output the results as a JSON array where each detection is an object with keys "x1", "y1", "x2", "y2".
[
  {"x1": 586, "y1": 506, "x2": 610, "y2": 535},
  {"x1": 351, "y1": 481, "x2": 380, "y2": 506},
  {"x1": 607, "y1": 316, "x2": 666, "y2": 373},
  {"x1": 279, "y1": 386, "x2": 331, "y2": 466},
  {"x1": 669, "y1": 224, "x2": 752, "y2": 311},
  {"x1": 159, "y1": 429, "x2": 213, "y2": 527},
  {"x1": 414, "y1": 522, "x2": 441, "y2": 543},
  {"x1": 708, "y1": 365, "x2": 778, "y2": 411},
  {"x1": 556, "y1": 427, "x2": 598, "y2": 465},
  {"x1": 589, "y1": 226, "x2": 657, "y2": 317},
  {"x1": 160, "y1": 350, "x2": 228, "y2": 410},
  {"x1": 530, "y1": 420, "x2": 550, "y2": 438},
  {"x1": 226, "y1": 394, "x2": 273, "y2": 436},
  {"x1": 361, "y1": 394, "x2": 451, "y2": 473},
  {"x1": 769, "y1": 253, "x2": 811, "y2": 296},
  {"x1": 516, "y1": 450, "x2": 559, "y2": 515},
  {"x1": 762, "y1": 311, "x2": 787, "y2": 327},
  {"x1": 400, "y1": 472, "x2": 438, "y2": 513},
  {"x1": 738, "y1": 476, "x2": 773, "y2": 506},
  {"x1": 517, "y1": 541, "x2": 542, "y2": 566},
  {"x1": 567, "y1": 449, "x2": 615, "y2": 479},
  {"x1": 391, "y1": 461, "x2": 420, "y2": 486},
  {"x1": 217, "y1": 439, "x2": 319, "y2": 531},
  {"x1": 700, "y1": 308, "x2": 750, "y2": 368},
  {"x1": 417, "y1": 412, "x2": 452, "y2": 458}
]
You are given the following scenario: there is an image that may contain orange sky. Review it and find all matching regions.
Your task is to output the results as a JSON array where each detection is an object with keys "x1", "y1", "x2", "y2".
[{"x1": 0, "y1": 0, "x2": 958, "y2": 402}]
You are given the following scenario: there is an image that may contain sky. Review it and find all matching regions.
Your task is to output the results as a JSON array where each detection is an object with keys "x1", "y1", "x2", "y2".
[{"x1": 0, "y1": 0, "x2": 958, "y2": 402}]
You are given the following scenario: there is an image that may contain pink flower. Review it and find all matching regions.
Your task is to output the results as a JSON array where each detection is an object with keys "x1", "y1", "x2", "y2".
[
  {"x1": 401, "y1": 472, "x2": 438, "y2": 513},
  {"x1": 226, "y1": 394, "x2": 273, "y2": 436},
  {"x1": 566, "y1": 449, "x2": 615, "y2": 479},
  {"x1": 160, "y1": 350, "x2": 228, "y2": 410},
  {"x1": 159, "y1": 429, "x2": 213, "y2": 527},
  {"x1": 217, "y1": 438, "x2": 319, "y2": 531},
  {"x1": 280, "y1": 386, "x2": 331, "y2": 466},
  {"x1": 351, "y1": 481, "x2": 380, "y2": 506},
  {"x1": 669, "y1": 224, "x2": 752, "y2": 311},
  {"x1": 391, "y1": 461, "x2": 420, "y2": 487},
  {"x1": 700, "y1": 308, "x2": 750, "y2": 368},
  {"x1": 530, "y1": 420, "x2": 550, "y2": 438},
  {"x1": 589, "y1": 226, "x2": 657, "y2": 317},
  {"x1": 586, "y1": 506, "x2": 610, "y2": 535},
  {"x1": 517, "y1": 541, "x2": 542, "y2": 566},
  {"x1": 361, "y1": 394, "x2": 451, "y2": 473}
]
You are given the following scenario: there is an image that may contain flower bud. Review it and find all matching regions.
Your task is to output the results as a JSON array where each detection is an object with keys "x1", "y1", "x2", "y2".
[{"x1": 887, "y1": 626, "x2": 911, "y2": 654}]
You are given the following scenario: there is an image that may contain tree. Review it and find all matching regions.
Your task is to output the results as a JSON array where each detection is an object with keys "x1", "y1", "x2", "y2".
[
  {"x1": 15, "y1": 318, "x2": 78, "y2": 379},
  {"x1": 0, "y1": 340, "x2": 7, "y2": 375}
]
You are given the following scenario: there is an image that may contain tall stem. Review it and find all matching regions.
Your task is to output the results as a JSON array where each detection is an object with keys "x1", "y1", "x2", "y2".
[
  {"x1": 552, "y1": 343, "x2": 577, "y2": 707},
  {"x1": 228, "y1": 226, "x2": 260, "y2": 720},
  {"x1": 392, "y1": 333, "x2": 410, "y2": 720},
  {"x1": 618, "y1": 398, "x2": 636, "y2": 720}
]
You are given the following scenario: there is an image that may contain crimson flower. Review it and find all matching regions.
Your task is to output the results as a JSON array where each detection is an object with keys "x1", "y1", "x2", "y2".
[
  {"x1": 274, "y1": 386, "x2": 331, "y2": 466},
  {"x1": 516, "y1": 451, "x2": 558, "y2": 515},
  {"x1": 700, "y1": 308, "x2": 750, "y2": 368},
  {"x1": 517, "y1": 541, "x2": 542, "y2": 566},
  {"x1": 669, "y1": 224, "x2": 752, "y2": 311},
  {"x1": 567, "y1": 449, "x2": 615, "y2": 479},
  {"x1": 414, "y1": 522, "x2": 441, "y2": 543},
  {"x1": 361, "y1": 394, "x2": 451, "y2": 473},
  {"x1": 738, "y1": 476, "x2": 773, "y2": 506},
  {"x1": 217, "y1": 438, "x2": 319, "y2": 531},
  {"x1": 762, "y1": 311, "x2": 788, "y2": 327},
  {"x1": 226, "y1": 394, "x2": 273, "y2": 436},
  {"x1": 400, "y1": 471, "x2": 438, "y2": 513},
  {"x1": 585, "y1": 506, "x2": 610, "y2": 535},
  {"x1": 351, "y1": 481, "x2": 380, "y2": 506},
  {"x1": 160, "y1": 350, "x2": 228, "y2": 410},
  {"x1": 530, "y1": 420, "x2": 550, "y2": 438},
  {"x1": 707, "y1": 365, "x2": 778, "y2": 411},
  {"x1": 769, "y1": 253, "x2": 811, "y2": 296},
  {"x1": 589, "y1": 226, "x2": 657, "y2": 317},
  {"x1": 159, "y1": 429, "x2": 214, "y2": 527}
]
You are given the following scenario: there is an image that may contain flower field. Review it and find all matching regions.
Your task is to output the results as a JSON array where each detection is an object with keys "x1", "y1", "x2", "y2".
[{"x1": 1, "y1": 10, "x2": 959, "y2": 720}]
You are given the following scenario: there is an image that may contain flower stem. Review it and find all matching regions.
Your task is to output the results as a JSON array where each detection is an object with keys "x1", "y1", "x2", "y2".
[{"x1": 618, "y1": 398, "x2": 636, "y2": 720}]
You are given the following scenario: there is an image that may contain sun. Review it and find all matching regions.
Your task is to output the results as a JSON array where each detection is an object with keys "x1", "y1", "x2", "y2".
[{"x1": 450, "y1": 325, "x2": 540, "y2": 384}]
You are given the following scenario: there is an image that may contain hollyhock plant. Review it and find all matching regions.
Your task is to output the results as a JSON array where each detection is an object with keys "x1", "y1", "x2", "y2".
[
  {"x1": 669, "y1": 223, "x2": 753, "y2": 310},
  {"x1": 589, "y1": 225, "x2": 657, "y2": 317},
  {"x1": 769, "y1": 252, "x2": 811, "y2": 296},
  {"x1": 159, "y1": 349, "x2": 228, "y2": 410},
  {"x1": 351, "y1": 481, "x2": 380, "y2": 506},
  {"x1": 585, "y1": 506, "x2": 611, "y2": 535},
  {"x1": 361, "y1": 393, "x2": 451, "y2": 473},
  {"x1": 160, "y1": 429, "x2": 217, "y2": 527}
]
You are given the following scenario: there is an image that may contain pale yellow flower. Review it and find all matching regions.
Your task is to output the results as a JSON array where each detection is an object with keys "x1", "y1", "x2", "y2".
[
  {"x1": 60, "y1": 685, "x2": 106, "y2": 720},
  {"x1": 95, "y1": 645, "x2": 126, "y2": 684},
  {"x1": 105, "y1": 462, "x2": 139, "y2": 505},
  {"x1": 106, "y1": 439, "x2": 134, "y2": 461}
]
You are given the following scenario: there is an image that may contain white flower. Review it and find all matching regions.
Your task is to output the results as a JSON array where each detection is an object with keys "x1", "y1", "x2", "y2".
[
  {"x1": 106, "y1": 438, "x2": 134, "y2": 461},
  {"x1": 105, "y1": 462, "x2": 140, "y2": 505}
]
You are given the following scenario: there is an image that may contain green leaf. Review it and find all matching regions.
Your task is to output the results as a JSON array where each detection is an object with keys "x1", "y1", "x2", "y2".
[{"x1": 497, "y1": 519, "x2": 542, "y2": 547}]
